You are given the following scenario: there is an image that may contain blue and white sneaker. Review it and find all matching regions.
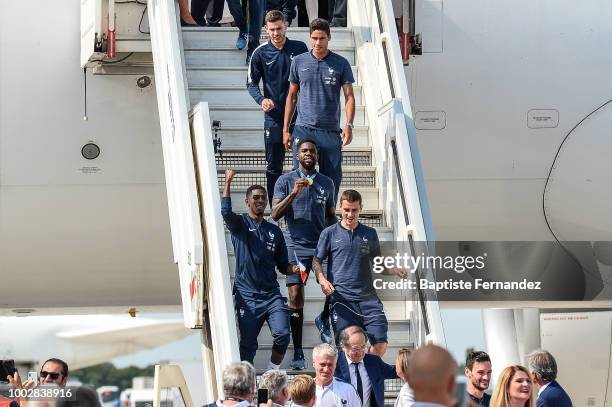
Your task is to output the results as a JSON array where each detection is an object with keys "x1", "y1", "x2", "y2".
[
  {"x1": 236, "y1": 32, "x2": 247, "y2": 50},
  {"x1": 315, "y1": 314, "x2": 333, "y2": 344},
  {"x1": 290, "y1": 349, "x2": 306, "y2": 370}
]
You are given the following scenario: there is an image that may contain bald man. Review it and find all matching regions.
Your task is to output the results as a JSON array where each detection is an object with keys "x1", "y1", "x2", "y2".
[{"x1": 406, "y1": 344, "x2": 457, "y2": 407}]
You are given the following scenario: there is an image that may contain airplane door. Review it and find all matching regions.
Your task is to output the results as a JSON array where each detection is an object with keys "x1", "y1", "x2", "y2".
[
  {"x1": 541, "y1": 312, "x2": 612, "y2": 407},
  {"x1": 80, "y1": 0, "x2": 103, "y2": 66}
]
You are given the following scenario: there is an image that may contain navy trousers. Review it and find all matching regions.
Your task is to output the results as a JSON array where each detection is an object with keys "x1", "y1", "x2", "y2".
[
  {"x1": 234, "y1": 290, "x2": 291, "y2": 363},
  {"x1": 226, "y1": 0, "x2": 265, "y2": 55}
]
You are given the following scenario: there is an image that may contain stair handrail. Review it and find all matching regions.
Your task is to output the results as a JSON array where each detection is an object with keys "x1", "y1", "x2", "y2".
[
  {"x1": 148, "y1": 0, "x2": 202, "y2": 329},
  {"x1": 152, "y1": 365, "x2": 196, "y2": 407},
  {"x1": 153, "y1": 364, "x2": 195, "y2": 407},
  {"x1": 349, "y1": 0, "x2": 446, "y2": 346},
  {"x1": 148, "y1": 0, "x2": 239, "y2": 399},
  {"x1": 190, "y1": 102, "x2": 241, "y2": 396}
]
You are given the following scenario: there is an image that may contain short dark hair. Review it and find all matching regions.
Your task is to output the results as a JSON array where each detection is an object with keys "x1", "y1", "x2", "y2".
[
  {"x1": 41, "y1": 358, "x2": 69, "y2": 377},
  {"x1": 265, "y1": 10, "x2": 285, "y2": 24},
  {"x1": 246, "y1": 184, "x2": 266, "y2": 198},
  {"x1": 309, "y1": 18, "x2": 330, "y2": 38},
  {"x1": 340, "y1": 189, "x2": 362, "y2": 205},
  {"x1": 465, "y1": 351, "x2": 490, "y2": 370},
  {"x1": 296, "y1": 138, "x2": 318, "y2": 151}
]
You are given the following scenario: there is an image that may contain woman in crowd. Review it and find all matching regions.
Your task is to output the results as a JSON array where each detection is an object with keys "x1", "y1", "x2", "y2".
[
  {"x1": 490, "y1": 366, "x2": 534, "y2": 407},
  {"x1": 394, "y1": 348, "x2": 415, "y2": 407}
]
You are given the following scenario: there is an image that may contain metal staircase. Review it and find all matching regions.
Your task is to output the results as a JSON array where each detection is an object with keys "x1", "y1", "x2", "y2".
[
  {"x1": 144, "y1": 0, "x2": 445, "y2": 400},
  {"x1": 182, "y1": 26, "x2": 410, "y2": 371}
]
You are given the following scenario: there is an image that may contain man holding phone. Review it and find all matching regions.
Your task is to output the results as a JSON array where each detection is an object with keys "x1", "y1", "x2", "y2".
[
  {"x1": 259, "y1": 370, "x2": 289, "y2": 407},
  {"x1": 6, "y1": 358, "x2": 69, "y2": 389}
]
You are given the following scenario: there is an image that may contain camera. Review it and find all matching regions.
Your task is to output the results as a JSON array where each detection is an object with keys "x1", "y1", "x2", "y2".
[
  {"x1": 257, "y1": 388, "x2": 269, "y2": 406},
  {"x1": 0, "y1": 360, "x2": 17, "y2": 383}
]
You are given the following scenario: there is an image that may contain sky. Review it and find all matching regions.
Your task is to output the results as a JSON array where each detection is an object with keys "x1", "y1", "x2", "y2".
[{"x1": 112, "y1": 309, "x2": 486, "y2": 368}]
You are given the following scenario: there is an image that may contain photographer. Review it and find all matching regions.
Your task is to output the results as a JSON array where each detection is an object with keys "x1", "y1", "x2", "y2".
[{"x1": 5, "y1": 358, "x2": 69, "y2": 390}]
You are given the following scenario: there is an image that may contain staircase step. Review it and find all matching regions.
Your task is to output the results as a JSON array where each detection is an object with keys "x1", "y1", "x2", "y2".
[
  {"x1": 216, "y1": 166, "x2": 376, "y2": 188},
  {"x1": 182, "y1": 26, "x2": 354, "y2": 48},
  {"x1": 227, "y1": 274, "x2": 413, "y2": 302},
  {"x1": 208, "y1": 105, "x2": 366, "y2": 128},
  {"x1": 220, "y1": 210, "x2": 385, "y2": 237},
  {"x1": 216, "y1": 147, "x2": 372, "y2": 168},
  {"x1": 225, "y1": 227, "x2": 395, "y2": 249},
  {"x1": 185, "y1": 65, "x2": 359, "y2": 87},
  {"x1": 254, "y1": 319, "x2": 411, "y2": 348},
  {"x1": 184, "y1": 47, "x2": 355, "y2": 66},
  {"x1": 252, "y1": 339, "x2": 411, "y2": 371},
  {"x1": 225, "y1": 188, "x2": 379, "y2": 210},
  {"x1": 213, "y1": 126, "x2": 370, "y2": 148},
  {"x1": 189, "y1": 84, "x2": 362, "y2": 106}
]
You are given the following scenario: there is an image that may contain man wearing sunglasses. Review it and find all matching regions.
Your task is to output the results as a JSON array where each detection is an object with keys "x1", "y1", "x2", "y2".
[
  {"x1": 38, "y1": 358, "x2": 69, "y2": 386},
  {"x1": 6, "y1": 358, "x2": 68, "y2": 390}
]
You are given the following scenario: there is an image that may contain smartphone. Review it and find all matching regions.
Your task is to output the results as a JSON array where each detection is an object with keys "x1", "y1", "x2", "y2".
[
  {"x1": 257, "y1": 388, "x2": 269, "y2": 405},
  {"x1": 0, "y1": 360, "x2": 16, "y2": 382},
  {"x1": 28, "y1": 371, "x2": 38, "y2": 383}
]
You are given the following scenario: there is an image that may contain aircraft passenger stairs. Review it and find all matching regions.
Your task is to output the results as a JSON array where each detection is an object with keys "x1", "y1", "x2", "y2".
[
  {"x1": 144, "y1": 0, "x2": 445, "y2": 401},
  {"x1": 182, "y1": 25, "x2": 410, "y2": 370}
]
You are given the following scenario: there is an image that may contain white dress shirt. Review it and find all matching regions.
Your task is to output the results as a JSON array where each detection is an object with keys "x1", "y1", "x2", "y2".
[
  {"x1": 345, "y1": 353, "x2": 372, "y2": 407},
  {"x1": 394, "y1": 383, "x2": 415, "y2": 407},
  {"x1": 315, "y1": 377, "x2": 362, "y2": 407}
]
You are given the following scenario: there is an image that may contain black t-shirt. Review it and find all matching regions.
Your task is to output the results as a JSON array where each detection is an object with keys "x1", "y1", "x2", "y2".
[{"x1": 468, "y1": 392, "x2": 491, "y2": 407}]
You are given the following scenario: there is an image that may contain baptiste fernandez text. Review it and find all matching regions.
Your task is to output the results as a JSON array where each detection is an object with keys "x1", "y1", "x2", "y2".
[{"x1": 373, "y1": 278, "x2": 542, "y2": 291}]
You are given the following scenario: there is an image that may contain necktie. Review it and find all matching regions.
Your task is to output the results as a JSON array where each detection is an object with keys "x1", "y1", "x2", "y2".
[{"x1": 352, "y1": 362, "x2": 363, "y2": 403}]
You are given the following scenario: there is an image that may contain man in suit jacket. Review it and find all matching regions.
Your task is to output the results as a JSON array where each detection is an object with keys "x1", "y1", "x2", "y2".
[
  {"x1": 528, "y1": 350, "x2": 573, "y2": 407},
  {"x1": 334, "y1": 326, "x2": 398, "y2": 407}
]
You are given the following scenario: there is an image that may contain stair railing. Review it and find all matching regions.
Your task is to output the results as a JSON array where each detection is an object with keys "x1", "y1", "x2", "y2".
[
  {"x1": 153, "y1": 364, "x2": 195, "y2": 407},
  {"x1": 349, "y1": 0, "x2": 446, "y2": 346},
  {"x1": 148, "y1": 0, "x2": 239, "y2": 400}
]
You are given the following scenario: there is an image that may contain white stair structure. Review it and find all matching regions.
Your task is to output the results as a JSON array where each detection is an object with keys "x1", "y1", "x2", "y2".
[{"x1": 146, "y1": 0, "x2": 445, "y2": 399}]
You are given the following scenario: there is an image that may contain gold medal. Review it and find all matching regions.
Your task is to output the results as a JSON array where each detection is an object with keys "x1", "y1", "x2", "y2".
[{"x1": 306, "y1": 178, "x2": 314, "y2": 186}]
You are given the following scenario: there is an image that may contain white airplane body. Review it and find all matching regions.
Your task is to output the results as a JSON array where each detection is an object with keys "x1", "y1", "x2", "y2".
[
  {"x1": 1, "y1": 0, "x2": 611, "y2": 404},
  {"x1": 0, "y1": 315, "x2": 191, "y2": 371}
]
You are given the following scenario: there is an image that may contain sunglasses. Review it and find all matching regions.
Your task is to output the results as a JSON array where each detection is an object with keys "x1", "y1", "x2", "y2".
[{"x1": 40, "y1": 371, "x2": 62, "y2": 380}]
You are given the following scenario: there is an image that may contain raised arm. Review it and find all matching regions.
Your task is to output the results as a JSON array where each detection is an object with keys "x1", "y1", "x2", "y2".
[
  {"x1": 221, "y1": 169, "x2": 243, "y2": 234},
  {"x1": 271, "y1": 178, "x2": 308, "y2": 220}
]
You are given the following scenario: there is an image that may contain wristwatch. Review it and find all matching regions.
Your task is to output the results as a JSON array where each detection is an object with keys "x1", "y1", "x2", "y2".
[{"x1": 345, "y1": 122, "x2": 354, "y2": 129}]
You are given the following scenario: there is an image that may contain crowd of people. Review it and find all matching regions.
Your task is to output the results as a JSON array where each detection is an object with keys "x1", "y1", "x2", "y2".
[
  {"x1": 0, "y1": 358, "x2": 101, "y2": 407},
  {"x1": 1, "y1": 350, "x2": 573, "y2": 407},
  {"x1": 177, "y1": 0, "x2": 348, "y2": 63},
  {"x1": 205, "y1": 348, "x2": 572, "y2": 407}
]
